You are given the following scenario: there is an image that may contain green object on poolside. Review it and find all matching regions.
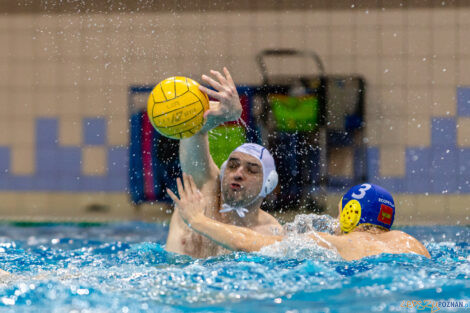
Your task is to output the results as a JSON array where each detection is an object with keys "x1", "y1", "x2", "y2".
[
  {"x1": 270, "y1": 95, "x2": 319, "y2": 132},
  {"x1": 209, "y1": 125, "x2": 246, "y2": 167}
]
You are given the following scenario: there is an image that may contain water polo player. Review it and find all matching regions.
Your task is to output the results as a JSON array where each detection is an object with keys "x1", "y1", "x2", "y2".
[
  {"x1": 171, "y1": 180, "x2": 430, "y2": 260},
  {"x1": 165, "y1": 68, "x2": 283, "y2": 258}
]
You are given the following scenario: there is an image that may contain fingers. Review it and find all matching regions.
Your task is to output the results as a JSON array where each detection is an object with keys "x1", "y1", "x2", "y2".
[
  {"x1": 188, "y1": 174, "x2": 198, "y2": 195},
  {"x1": 223, "y1": 67, "x2": 235, "y2": 89},
  {"x1": 166, "y1": 188, "x2": 179, "y2": 204},
  {"x1": 201, "y1": 74, "x2": 224, "y2": 92},
  {"x1": 176, "y1": 177, "x2": 184, "y2": 197},
  {"x1": 182, "y1": 173, "x2": 192, "y2": 196},
  {"x1": 210, "y1": 70, "x2": 228, "y2": 86},
  {"x1": 199, "y1": 85, "x2": 221, "y2": 101}
]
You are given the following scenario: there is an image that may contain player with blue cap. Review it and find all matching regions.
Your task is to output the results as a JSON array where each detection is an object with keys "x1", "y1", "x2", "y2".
[
  {"x1": 171, "y1": 180, "x2": 430, "y2": 260},
  {"x1": 339, "y1": 183, "x2": 395, "y2": 233}
]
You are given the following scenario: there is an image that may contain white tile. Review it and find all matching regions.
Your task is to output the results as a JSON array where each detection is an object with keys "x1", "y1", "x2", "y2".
[
  {"x1": 406, "y1": 87, "x2": 431, "y2": 117},
  {"x1": 59, "y1": 117, "x2": 82, "y2": 146},
  {"x1": 254, "y1": 28, "x2": 281, "y2": 52},
  {"x1": 380, "y1": 87, "x2": 406, "y2": 117},
  {"x1": 354, "y1": 29, "x2": 379, "y2": 56},
  {"x1": 407, "y1": 56, "x2": 432, "y2": 87},
  {"x1": 10, "y1": 91, "x2": 34, "y2": 118},
  {"x1": 379, "y1": 118, "x2": 406, "y2": 145},
  {"x1": 355, "y1": 9, "x2": 379, "y2": 26},
  {"x1": 82, "y1": 146, "x2": 107, "y2": 176},
  {"x1": 11, "y1": 118, "x2": 34, "y2": 146},
  {"x1": 11, "y1": 30, "x2": 35, "y2": 59},
  {"x1": 458, "y1": 57, "x2": 470, "y2": 85},
  {"x1": 280, "y1": 11, "x2": 306, "y2": 28},
  {"x1": 11, "y1": 146, "x2": 35, "y2": 175},
  {"x1": 280, "y1": 28, "x2": 305, "y2": 51},
  {"x1": 457, "y1": 8, "x2": 470, "y2": 25},
  {"x1": 457, "y1": 117, "x2": 470, "y2": 147},
  {"x1": 327, "y1": 56, "x2": 355, "y2": 74},
  {"x1": 60, "y1": 29, "x2": 83, "y2": 59},
  {"x1": 33, "y1": 27, "x2": 60, "y2": 59},
  {"x1": 406, "y1": 116, "x2": 431, "y2": 147},
  {"x1": 380, "y1": 30, "x2": 405, "y2": 56},
  {"x1": 34, "y1": 62, "x2": 59, "y2": 88},
  {"x1": 380, "y1": 57, "x2": 406, "y2": 86},
  {"x1": 407, "y1": 9, "x2": 432, "y2": 27},
  {"x1": 57, "y1": 89, "x2": 82, "y2": 116},
  {"x1": 433, "y1": 28, "x2": 456, "y2": 56},
  {"x1": 0, "y1": 118, "x2": 13, "y2": 146},
  {"x1": 0, "y1": 32, "x2": 11, "y2": 58},
  {"x1": 331, "y1": 29, "x2": 354, "y2": 55},
  {"x1": 431, "y1": 87, "x2": 456, "y2": 117},
  {"x1": 230, "y1": 30, "x2": 256, "y2": 57},
  {"x1": 10, "y1": 63, "x2": 35, "y2": 87},
  {"x1": 432, "y1": 56, "x2": 456, "y2": 87},
  {"x1": 107, "y1": 117, "x2": 129, "y2": 146},
  {"x1": 81, "y1": 88, "x2": 107, "y2": 116},
  {"x1": 254, "y1": 12, "x2": 280, "y2": 28},
  {"x1": 330, "y1": 11, "x2": 354, "y2": 27},
  {"x1": 58, "y1": 60, "x2": 81, "y2": 87},
  {"x1": 380, "y1": 9, "x2": 406, "y2": 26},
  {"x1": 228, "y1": 11, "x2": 256, "y2": 28},
  {"x1": 457, "y1": 28, "x2": 470, "y2": 56},
  {"x1": 304, "y1": 10, "x2": 329, "y2": 27},
  {"x1": 304, "y1": 29, "x2": 330, "y2": 57},
  {"x1": 34, "y1": 91, "x2": 59, "y2": 117},
  {"x1": 407, "y1": 29, "x2": 432, "y2": 56},
  {"x1": 354, "y1": 57, "x2": 378, "y2": 83},
  {"x1": 431, "y1": 8, "x2": 457, "y2": 27},
  {"x1": 379, "y1": 145, "x2": 405, "y2": 177}
]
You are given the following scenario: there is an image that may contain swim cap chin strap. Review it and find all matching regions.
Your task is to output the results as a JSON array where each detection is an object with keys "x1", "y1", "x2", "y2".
[{"x1": 219, "y1": 143, "x2": 278, "y2": 218}]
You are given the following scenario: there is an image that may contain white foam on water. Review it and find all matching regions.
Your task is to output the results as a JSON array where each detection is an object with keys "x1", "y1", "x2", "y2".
[{"x1": 283, "y1": 213, "x2": 339, "y2": 235}]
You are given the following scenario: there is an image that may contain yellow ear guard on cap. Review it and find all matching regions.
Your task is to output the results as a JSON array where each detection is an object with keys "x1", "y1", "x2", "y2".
[{"x1": 340, "y1": 199, "x2": 362, "y2": 233}]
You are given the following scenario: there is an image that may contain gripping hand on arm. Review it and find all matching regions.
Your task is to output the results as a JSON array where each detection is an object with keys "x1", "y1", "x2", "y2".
[{"x1": 166, "y1": 173, "x2": 283, "y2": 252}]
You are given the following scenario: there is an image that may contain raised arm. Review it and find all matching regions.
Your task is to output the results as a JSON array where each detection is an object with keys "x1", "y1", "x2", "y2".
[
  {"x1": 179, "y1": 67, "x2": 242, "y2": 188},
  {"x1": 167, "y1": 173, "x2": 283, "y2": 252}
]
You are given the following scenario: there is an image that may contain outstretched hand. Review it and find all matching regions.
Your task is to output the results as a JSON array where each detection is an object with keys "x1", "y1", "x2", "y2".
[
  {"x1": 166, "y1": 173, "x2": 205, "y2": 226},
  {"x1": 198, "y1": 67, "x2": 242, "y2": 132}
]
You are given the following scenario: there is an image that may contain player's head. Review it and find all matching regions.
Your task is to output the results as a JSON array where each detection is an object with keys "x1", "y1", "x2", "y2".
[
  {"x1": 339, "y1": 183, "x2": 395, "y2": 233},
  {"x1": 220, "y1": 143, "x2": 278, "y2": 208}
]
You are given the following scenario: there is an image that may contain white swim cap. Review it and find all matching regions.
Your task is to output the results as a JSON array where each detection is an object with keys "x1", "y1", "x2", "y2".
[{"x1": 220, "y1": 143, "x2": 278, "y2": 198}]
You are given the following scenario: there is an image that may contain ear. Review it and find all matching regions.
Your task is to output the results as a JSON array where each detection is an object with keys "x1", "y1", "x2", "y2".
[{"x1": 262, "y1": 170, "x2": 278, "y2": 196}]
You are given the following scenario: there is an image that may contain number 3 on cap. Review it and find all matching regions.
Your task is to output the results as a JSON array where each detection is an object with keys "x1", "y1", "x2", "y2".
[{"x1": 352, "y1": 183, "x2": 372, "y2": 199}]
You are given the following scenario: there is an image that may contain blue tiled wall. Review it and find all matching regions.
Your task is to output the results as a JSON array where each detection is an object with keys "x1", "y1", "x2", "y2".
[
  {"x1": 0, "y1": 118, "x2": 127, "y2": 192},
  {"x1": 368, "y1": 86, "x2": 470, "y2": 194},
  {"x1": 0, "y1": 86, "x2": 469, "y2": 193}
]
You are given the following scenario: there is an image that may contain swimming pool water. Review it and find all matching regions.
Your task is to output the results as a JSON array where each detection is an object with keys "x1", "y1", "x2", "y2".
[{"x1": 0, "y1": 220, "x2": 468, "y2": 313}]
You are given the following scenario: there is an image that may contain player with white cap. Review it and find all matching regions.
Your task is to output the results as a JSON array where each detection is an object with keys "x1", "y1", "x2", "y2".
[{"x1": 165, "y1": 68, "x2": 284, "y2": 258}]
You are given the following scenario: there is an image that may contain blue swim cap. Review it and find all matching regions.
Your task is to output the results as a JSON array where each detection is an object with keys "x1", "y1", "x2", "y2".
[{"x1": 340, "y1": 183, "x2": 395, "y2": 233}]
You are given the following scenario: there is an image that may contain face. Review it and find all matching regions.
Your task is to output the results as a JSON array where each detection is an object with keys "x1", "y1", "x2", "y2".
[{"x1": 221, "y1": 152, "x2": 264, "y2": 207}]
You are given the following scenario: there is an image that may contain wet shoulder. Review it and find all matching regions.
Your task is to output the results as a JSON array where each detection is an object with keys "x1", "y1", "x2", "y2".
[{"x1": 257, "y1": 210, "x2": 284, "y2": 235}]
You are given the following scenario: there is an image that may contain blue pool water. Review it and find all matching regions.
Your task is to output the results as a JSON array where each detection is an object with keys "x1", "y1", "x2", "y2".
[{"x1": 0, "y1": 220, "x2": 469, "y2": 313}]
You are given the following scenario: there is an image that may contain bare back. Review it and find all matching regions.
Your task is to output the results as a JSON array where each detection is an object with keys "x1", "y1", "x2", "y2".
[{"x1": 316, "y1": 230, "x2": 430, "y2": 261}]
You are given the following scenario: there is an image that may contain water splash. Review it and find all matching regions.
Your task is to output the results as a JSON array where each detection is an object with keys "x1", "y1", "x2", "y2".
[{"x1": 0, "y1": 222, "x2": 468, "y2": 312}]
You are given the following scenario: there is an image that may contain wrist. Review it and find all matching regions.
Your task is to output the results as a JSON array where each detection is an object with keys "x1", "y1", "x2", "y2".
[{"x1": 189, "y1": 212, "x2": 207, "y2": 228}]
